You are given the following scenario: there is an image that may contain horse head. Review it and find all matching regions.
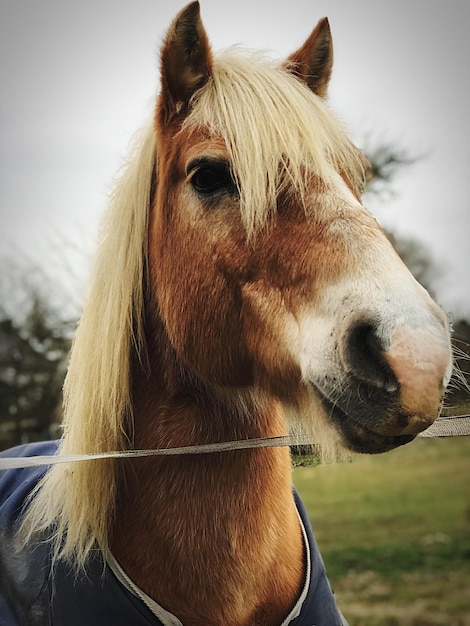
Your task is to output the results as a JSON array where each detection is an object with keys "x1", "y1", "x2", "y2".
[{"x1": 149, "y1": 1, "x2": 452, "y2": 456}]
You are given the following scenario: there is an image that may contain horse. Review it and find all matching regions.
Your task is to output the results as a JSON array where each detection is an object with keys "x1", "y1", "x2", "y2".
[{"x1": 0, "y1": 2, "x2": 453, "y2": 625}]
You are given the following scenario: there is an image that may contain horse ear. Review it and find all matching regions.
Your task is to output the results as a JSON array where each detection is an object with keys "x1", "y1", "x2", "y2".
[
  {"x1": 159, "y1": 1, "x2": 212, "y2": 123},
  {"x1": 287, "y1": 17, "x2": 333, "y2": 98}
]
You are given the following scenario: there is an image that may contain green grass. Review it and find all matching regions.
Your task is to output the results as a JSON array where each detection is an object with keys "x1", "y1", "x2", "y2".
[{"x1": 293, "y1": 437, "x2": 470, "y2": 625}]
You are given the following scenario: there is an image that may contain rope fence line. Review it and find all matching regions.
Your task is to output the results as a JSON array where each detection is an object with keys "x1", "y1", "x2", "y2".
[
  {"x1": 417, "y1": 414, "x2": 470, "y2": 437},
  {"x1": 1, "y1": 414, "x2": 469, "y2": 471}
]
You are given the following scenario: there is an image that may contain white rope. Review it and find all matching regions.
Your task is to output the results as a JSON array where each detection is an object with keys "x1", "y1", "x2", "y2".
[
  {"x1": 0, "y1": 415, "x2": 469, "y2": 471},
  {"x1": 416, "y1": 415, "x2": 470, "y2": 438},
  {"x1": 0, "y1": 435, "x2": 300, "y2": 470}
]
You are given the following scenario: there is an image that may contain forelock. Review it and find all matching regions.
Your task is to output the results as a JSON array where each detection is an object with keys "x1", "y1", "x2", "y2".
[{"x1": 183, "y1": 50, "x2": 365, "y2": 236}]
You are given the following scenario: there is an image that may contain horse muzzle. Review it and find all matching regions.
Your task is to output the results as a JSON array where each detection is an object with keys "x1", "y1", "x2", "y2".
[{"x1": 314, "y1": 308, "x2": 452, "y2": 454}]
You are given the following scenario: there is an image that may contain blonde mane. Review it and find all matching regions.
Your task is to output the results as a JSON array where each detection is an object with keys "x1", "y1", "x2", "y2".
[
  {"x1": 21, "y1": 51, "x2": 364, "y2": 566},
  {"x1": 21, "y1": 122, "x2": 157, "y2": 565}
]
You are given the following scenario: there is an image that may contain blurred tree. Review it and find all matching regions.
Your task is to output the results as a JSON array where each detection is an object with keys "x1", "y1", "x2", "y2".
[
  {"x1": 364, "y1": 140, "x2": 417, "y2": 200},
  {"x1": 0, "y1": 290, "x2": 73, "y2": 450}
]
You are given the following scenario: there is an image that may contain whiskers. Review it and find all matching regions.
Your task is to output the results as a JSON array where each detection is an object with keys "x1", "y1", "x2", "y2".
[{"x1": 442, "y1": 339, "x2": 470, "y2": 414}]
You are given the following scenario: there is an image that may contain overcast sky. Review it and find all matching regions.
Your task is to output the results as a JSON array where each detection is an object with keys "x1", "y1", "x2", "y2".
[{"x1": 1, "y1": 0, "x2": 469, "y2": 318}]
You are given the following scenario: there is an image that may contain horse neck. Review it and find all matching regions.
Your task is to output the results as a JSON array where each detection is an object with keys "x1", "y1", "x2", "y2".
[{"x1": 111, "y1": 326, "x2": 305, "y2": 625}]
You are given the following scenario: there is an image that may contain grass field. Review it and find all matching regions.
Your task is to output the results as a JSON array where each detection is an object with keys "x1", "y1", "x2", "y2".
[{"x1": 293, "y1": 435, "x2": 470, "y2": 625}]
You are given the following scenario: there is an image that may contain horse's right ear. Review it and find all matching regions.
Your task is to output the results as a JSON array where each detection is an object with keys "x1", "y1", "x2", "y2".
[
  {"x1": 159, "y1": 1, "x2": 212, "y2": 124},
  {"x1": 287, "y1": 17, "x2": 333, "y2": 98}
]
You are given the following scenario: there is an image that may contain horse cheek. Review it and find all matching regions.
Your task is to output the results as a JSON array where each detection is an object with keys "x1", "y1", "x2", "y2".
[
  {"x1": 155, "y1": 233, "x2": 253, "y2": 386},
  {"x1": 185, "y1": 273, "x2": 254, "y2": 386},
  {"x1": 241, "y1": 281, "x2": 302, "y2": 399}
]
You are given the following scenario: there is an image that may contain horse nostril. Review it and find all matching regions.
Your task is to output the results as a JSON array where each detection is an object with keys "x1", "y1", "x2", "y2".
[{"x1": 344, "y1": 322, "x2": 399, "y2": 392}]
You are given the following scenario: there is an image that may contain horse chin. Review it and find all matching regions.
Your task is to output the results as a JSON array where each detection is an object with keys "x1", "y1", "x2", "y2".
[{"x1": 318, "y1": 394, "x2": 416, "y2": 454}]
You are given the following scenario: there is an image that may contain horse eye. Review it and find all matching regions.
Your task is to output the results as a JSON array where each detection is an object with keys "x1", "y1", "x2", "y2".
[{"x1": 189, "y1": 162, "x2": 235, "y2": 197}]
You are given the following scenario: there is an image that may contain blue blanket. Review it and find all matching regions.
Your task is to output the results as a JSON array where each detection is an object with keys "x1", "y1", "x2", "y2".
[{"x1": 0, "y1": 441, "x2": 347, "y2": 625}]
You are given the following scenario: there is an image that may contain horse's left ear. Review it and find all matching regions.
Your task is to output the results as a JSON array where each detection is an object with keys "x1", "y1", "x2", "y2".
[
  {"x1": 159, "y1": 1, "x2": 212, "y2": 124},
  {"x1": 287, "y1": 17, "x2": 333, "y2": 98}
]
